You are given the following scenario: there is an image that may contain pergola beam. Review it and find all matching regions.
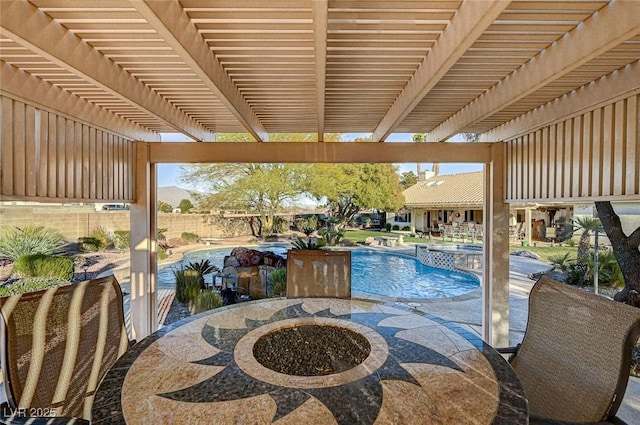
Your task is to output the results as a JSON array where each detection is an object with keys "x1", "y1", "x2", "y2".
[
  {"x1": 148, "y1": 141, "x2": 492, "y2": 164},
  {"x1": 133, "y1": 1, "x2": 268, "y2": 142},
  {"x1": 0, "y1": 62, "x2": 159, "y2": 141},
  {"x1": 371, "y1": 0, "x2": 511, "y2": 142},
  {"x1": 0, "y1": 0, "x2": 213, "y2": 142},
  {"x1": 428, "y1": 0, "x2": 640, "y2": 142},
  {"x1": 483, "y1": 59, "x2": 640, "y2": 142},
  {"x1": 313, "y1": 0, "x2": 328, "y2": 142}
]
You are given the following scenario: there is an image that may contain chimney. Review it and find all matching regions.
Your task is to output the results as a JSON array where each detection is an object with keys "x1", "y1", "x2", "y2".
[{"x1": 422, "y1": 171, "x2": 435, "y2": 180}]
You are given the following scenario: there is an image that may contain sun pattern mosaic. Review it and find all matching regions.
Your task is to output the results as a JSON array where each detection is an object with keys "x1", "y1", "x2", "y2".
[{"x1": 92, "y1": 298, "x2": 527, "y2": 425}]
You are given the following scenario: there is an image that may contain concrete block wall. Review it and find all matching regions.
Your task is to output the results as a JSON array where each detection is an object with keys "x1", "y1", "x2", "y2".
[{"x1": 0, "y1": 206, "x2": 251, "y2": 242}]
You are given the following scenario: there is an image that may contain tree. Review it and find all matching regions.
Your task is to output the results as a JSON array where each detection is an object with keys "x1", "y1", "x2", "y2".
[
  {"x1": 181, "y1": 163, "x2": 312, "y2": 237},
  {"x1": 181, "y1": 133, "x2": 343, "y2": 237},
  {"x1": 399, "y1": 171, "x2": 418, "y2": 189},
  {"x1": 595, "y1": 201, "x2": 640, "y2": 307},
  {"x1": 158, "y1": 201, "x2": 173, "y2": 213},
  {"x1": 412, "y1": 133, "x2": 425, "y2": 177},
  {"x1": 573, "y1": 216, "x2": 601, "y2": 264},
  {"x1": 462, "y1": 133, "x2": 480, "y2": 143},
  {"x1": 177, "y1": 199, "x2": 194, "y2": 213},
  {"x1": 308, "y1": 163, "x2": 405, "y2": 228}
]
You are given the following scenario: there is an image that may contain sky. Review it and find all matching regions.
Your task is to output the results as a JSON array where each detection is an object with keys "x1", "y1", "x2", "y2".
[{"x1": 156, "y1": 132, "x2": 483, "y2": 190}]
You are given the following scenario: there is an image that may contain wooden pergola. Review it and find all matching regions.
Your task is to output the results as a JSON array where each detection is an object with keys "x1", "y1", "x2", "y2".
[{"x1": 1, "y1": 0, "x2": 639, "y2": 344}]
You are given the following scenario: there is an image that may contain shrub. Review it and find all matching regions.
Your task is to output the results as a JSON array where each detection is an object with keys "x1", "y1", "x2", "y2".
[
  {"x1": 391, "y1": 225, "x2": 400, "y2": 231},
  {"x1": 401, "y1": 225, "x2": 411, "y2": 231},
  {"x1": 384, "y1": 222, "x2": 392, "y2": 232},
  {"x1": 273, "y1": 216, "x2": 289, "y2": 234},
  {"x1": 564, "y1": 262, "x2": 588, "y2": 286},
  {"x1": 549, "y1": 252, "x2": 571, "y2": 271},
  {"x1": 173, "y1": 269, "x2": 200, "y2": 304},
  {"x1": 0, "y1": 277, "x2": 69, "y2": 297},
  {"x1": 158, "y1": 245, "x2": 169, "y2": 260},
  {"x1": 192, "y1": 290, "x2": 222, "y2": 314},
  {"x1": 78, "y1": 236, "x2": 101, "y2": 253},
  {"x1": 88, "y1": 227, "x2": 113, "y2": 250},
  {"x1": 586, "y1": 251, "x2": 624, "y2": 288},
  {"x1": 13, "y1": 254, "x2": 74, "y2": 280},
  {"x1": 269, "y1": 267, "x2": 287, "y2": 297},
  {"x1": 0, "y1": 225, "x2": 66, "y2": 261},
  {"x1": 185, "y1": 281, "x2": 201, "y2": 306},
  {"x1": 181, "y1": 232, "x2": 200, "y2": 242},
  {"x1": 185, "y1": 259, "x2": 218, "y2": 275},
  {"x1": 185, "y1": 259, "x2": 219, "y2": 288},
  {"x1": 318, "y1": 227, "x2": 344, "y2": 246},
  {"x1": 113, "y1": 230, "x2": 130, "y2": 250},
  {"x1": 292, "y1": 237, "x2": 325, "y2": 250},
  {"x1": 179, "y1": 275, "x2": 222, "y2": 314}
]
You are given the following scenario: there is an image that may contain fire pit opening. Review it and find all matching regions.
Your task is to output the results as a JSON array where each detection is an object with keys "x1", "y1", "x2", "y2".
[{"x1": 252, "y1": 325, "x2": 371, "y2": 376}]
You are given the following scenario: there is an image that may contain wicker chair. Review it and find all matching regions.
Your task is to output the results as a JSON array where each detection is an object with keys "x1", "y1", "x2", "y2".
[
  {"x1": 500, "y1": 276, "x2": 640, "y2": 425},
  {"x1": 0, "y1": 276, "x2": 130, "y2": 423}
]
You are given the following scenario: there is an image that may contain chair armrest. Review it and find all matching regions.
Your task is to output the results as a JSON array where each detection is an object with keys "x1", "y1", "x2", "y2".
[
  {"x1": 496, "y1": 346, "x2": 519, "y2": 354},
  {"x1": 496, "y1": 343, "x2": 521, "y2": 362}
]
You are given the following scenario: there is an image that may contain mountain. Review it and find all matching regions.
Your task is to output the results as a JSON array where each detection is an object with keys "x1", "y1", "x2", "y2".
[{"x1": 157, "y1": 186, "x2": 205, "y2": 208}]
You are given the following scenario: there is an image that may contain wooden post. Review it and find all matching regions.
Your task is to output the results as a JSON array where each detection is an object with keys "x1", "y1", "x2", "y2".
[
  {"x1": 483, "y1": 143, "x2": 511, "y2": 347},
  {"x1": 129, "y1": 142, "x2": 158, "y2": 340}
]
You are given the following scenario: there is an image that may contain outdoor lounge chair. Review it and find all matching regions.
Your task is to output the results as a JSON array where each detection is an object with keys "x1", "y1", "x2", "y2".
[
  {"x1": 499, "y1": 276, "x2": 640, "y2": 425},
  {"x1": 0, "y1": 276, "x2": 130, "y2": 423}
]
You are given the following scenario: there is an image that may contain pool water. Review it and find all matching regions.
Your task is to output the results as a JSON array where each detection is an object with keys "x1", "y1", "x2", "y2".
[
  {"x1": 351, "y1": 250, "x2": 479, "y2": 299},
  {"x1": 158, "y1": 246, "x2": 480, "y2": 299}
]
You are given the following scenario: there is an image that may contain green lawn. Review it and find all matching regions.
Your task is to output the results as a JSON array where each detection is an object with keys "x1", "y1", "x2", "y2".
[
  {"x1": 342, "y1": 229, "x2": 425, "y2": 245},
  {"x1": 341, "y1": 228, "x2": 577, "y2": 264},
  {"x1": 510, "y1": 244, "x2": 577, "y2": 264}
]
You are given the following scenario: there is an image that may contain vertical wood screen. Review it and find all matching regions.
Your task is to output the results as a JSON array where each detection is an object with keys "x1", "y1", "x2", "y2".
[
  {"x1": 1, "y1": 96, "x2": 134, "y2": 201},
  {"x1": 505, "y1": 94, "x2": 639, "y2": 202}
]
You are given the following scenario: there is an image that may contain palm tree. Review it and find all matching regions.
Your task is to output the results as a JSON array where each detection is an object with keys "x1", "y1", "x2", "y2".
[
  {"x1": 412, "y1": 133, "x2": 425, "y2": 178},
  {"x1": 573, "y1": 216, "x2": 601, "y2": 264}
]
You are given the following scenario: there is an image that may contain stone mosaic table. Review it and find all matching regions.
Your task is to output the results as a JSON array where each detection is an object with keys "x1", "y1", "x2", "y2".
[{"x1": 92, "y1": 298, "x2": 528, "y2": 424}]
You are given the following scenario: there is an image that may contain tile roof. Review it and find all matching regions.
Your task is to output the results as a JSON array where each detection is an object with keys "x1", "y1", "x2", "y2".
[{"x1": 403, "y1": 171, "x2": 484, "y2": 208}]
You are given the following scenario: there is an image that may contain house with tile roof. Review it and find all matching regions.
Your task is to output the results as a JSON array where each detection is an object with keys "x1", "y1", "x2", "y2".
[
  {"x1": 395, "y1": 171, "x2": 640, "y2": 246},
  {"x1": 393, "y1": 171, "x2": 485, "y2": 235},
  {"x1": 393, "y1": 171, "x2": 567, "y2": 242}
]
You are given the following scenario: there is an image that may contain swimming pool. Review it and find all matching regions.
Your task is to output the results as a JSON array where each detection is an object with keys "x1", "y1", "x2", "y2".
[{"x1": 158, "y1": 246, "x2": 480, "y2": 300}]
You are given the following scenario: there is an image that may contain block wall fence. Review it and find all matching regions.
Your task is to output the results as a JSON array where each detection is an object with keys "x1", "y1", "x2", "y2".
[{"x1": 0, "y1": 206, "x2": 251, "y2": 241}]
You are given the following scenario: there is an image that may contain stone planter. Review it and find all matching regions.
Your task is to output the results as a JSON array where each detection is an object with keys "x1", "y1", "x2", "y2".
[{"x1": 286, "y1": 250, "x2": 351, "y2": 298}]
